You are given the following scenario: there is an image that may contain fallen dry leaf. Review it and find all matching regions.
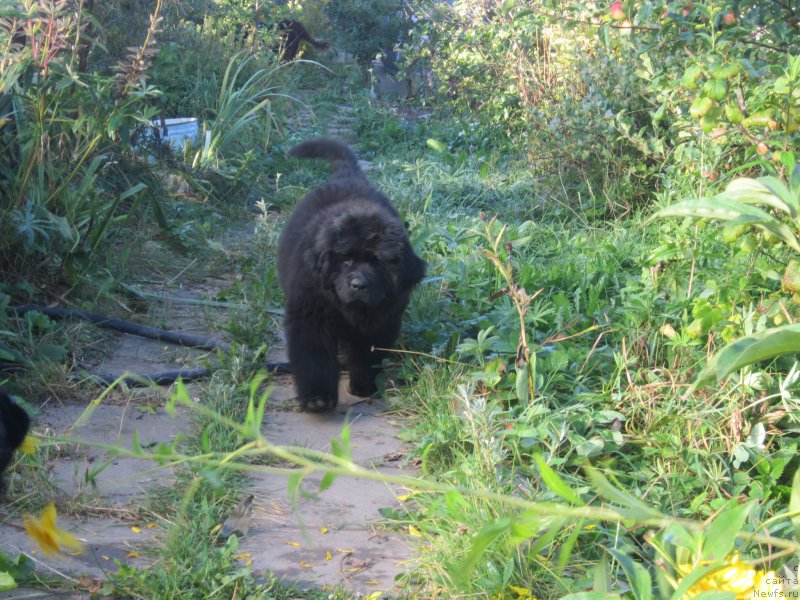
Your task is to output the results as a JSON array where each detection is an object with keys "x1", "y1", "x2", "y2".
[{"x1": 78, "y1": 576, "x2": 103, "y2": 594}]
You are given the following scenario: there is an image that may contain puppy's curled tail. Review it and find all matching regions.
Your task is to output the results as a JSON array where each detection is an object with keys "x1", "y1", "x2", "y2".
[{"x1": 289, "y1": 137, "x2": 361, "y2": 178}]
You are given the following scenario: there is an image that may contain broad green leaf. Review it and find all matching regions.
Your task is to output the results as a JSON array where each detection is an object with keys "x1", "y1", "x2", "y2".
[
  {"x1": 723, "y1": 178, "x2": 798, "y2": 218},
  {"x1": 652, "y1": 196, "x2": 771, "y2": 221},
  {"x1": 0, "y1": 572, "x2": 16, "y2": 592},
  {"x1": 451, "y1": 517, "x2": 514, "y2": 586},
  {"x1": 703, "y1": 79, "x2": 727, "y2": 101},
  {"x1": 533, "y1": 454, "x2": 585, "y2": 505},
  {"x1": 654, "y1": 196, "x2": 800, "y2": 251},
  {"x1": 593, "y1": 553, "x2": 611, "y2": 594},
  {"x1": 701, "y1": 502, "x2": 752, "y2": 561},
  {"x1": 695, "y1": 324, "x2": 800, "y2": 386},
  {"x1": 756, "y1": 176, "x2": 799, "y2": 217},
  {"x1": 609, "y1": 548, "x2": 653, "y2": 600},
  {"x1": 576, "y1": 437, "x2": 604, "y2": 458}
]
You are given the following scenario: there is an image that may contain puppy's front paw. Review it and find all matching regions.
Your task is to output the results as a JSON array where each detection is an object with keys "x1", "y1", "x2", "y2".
[{"x1": 300, "y1": 395, "x2": 337, "y2": 412}]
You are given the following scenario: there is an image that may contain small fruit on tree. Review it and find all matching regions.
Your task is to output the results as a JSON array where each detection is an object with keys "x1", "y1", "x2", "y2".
[
  {"x1": 724, "y1": 103, "x2": 743, "y2": 124},
  {"x1": 610, "y1": 1, "x2": 626, "y2": 21},
  {"x1": 722, "y1": 11, "x2": 736, "y2": 25},
  {"x1": 756, "y1": 142, "x2": 769, "y2": 156},
  {"x1": 722, "y1": 222, "x2": 748, "y2": 243},
  {"x1": 782, "y1": 260, "x2": 800, "y2": 294}
]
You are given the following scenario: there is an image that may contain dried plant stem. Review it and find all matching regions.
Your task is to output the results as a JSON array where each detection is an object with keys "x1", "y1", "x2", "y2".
[{"x1": 114, "y1": 0, "x2": 162, "y2": 97}]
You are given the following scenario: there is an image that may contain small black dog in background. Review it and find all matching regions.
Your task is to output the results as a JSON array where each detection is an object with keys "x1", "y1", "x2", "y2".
[
  {"x1": 0, "y1": 391, "x2": 29, "y2": 491},
  {"x1": 276, "y1": 19, "x2": 329, "y2": 61}
]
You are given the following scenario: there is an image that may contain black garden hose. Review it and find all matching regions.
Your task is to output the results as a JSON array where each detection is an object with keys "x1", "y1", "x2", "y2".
[
  {"x1": 13, "y1": 305, "x2": 230, "y2": 352},
  {"x1": 11, "y1": 305, "x2": 291, "y2": 387}
]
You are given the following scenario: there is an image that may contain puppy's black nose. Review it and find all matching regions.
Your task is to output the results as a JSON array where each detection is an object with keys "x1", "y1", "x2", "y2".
[{"x1": 349, "y1": 275, "x2": 367, "y2": 290}]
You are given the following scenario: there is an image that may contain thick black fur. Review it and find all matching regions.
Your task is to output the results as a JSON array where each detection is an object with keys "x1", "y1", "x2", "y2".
[
  {"x1": 0, "y1": 391, "x2": 30, "y2": 491},
  {"x1": 278, "y1": 138, "x2": 426, "y2": 412},
  {"x1": 276, "y1": 19, "x2": 329, "y2": 62}
]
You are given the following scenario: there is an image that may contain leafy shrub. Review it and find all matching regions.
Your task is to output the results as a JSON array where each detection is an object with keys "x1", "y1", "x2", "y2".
[
  {"x1": 0, "y1": 0, "x2": 162, "y2": 281},
  {"x1": 325, "y1": 0, "x2": 407, "y2": 67},
  {"x1": 405, "y1": 0, "x2": 799, "y2": 212}
]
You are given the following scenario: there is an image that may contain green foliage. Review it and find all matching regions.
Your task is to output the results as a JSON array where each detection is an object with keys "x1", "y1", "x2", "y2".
[
  {"x1": 405, "y1": 0, "x2": 800, "y2": 212},
  {"x1": 0, "y1": 551, "x2": 34, "y2": 592},
  {"x1": 325, "y1": 0, "x2": 407, "y2": 66},
  {"x1": 655, "y1": 165, "x2": 800, "y2": 386},
  {"x1": 0, "y1": 0, "x2": 165, "y2": 281}
]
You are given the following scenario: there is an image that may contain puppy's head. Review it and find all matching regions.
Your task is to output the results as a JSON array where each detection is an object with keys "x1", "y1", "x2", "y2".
[{"x1": 311, "y1": 206, "x2": 424, "y2": 307}]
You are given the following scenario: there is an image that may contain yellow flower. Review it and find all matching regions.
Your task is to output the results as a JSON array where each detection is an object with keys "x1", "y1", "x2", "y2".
[
  {"x1": 677, "y1": 554, "x2": 782, "y2": 599},
  {"x1": 23, "y1": 504, "x2": 84, "y2": 556},
  {"x1": 18, "y1": 435, "x2": 39, "y2": 455},
  {"x1": 508, "y1": 584, "x2": 538, "y2": 599}
]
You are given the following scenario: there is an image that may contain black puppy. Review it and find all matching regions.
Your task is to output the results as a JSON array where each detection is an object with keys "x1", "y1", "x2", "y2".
[
  {"x1": 0, "y1": 391, "x2": 30, "y2": 490},
  {"x1": 278, "y1": 138, "x2": 426, "y2": 411}
]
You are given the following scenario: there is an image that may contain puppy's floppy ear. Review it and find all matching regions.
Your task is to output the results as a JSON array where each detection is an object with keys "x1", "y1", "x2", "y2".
[
  {"x1": 307, "y1": 246, "x2": 332, "y2": 281},
  {"x1": 399, "y1": 246, "x2": 427, "y2": 291}
]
